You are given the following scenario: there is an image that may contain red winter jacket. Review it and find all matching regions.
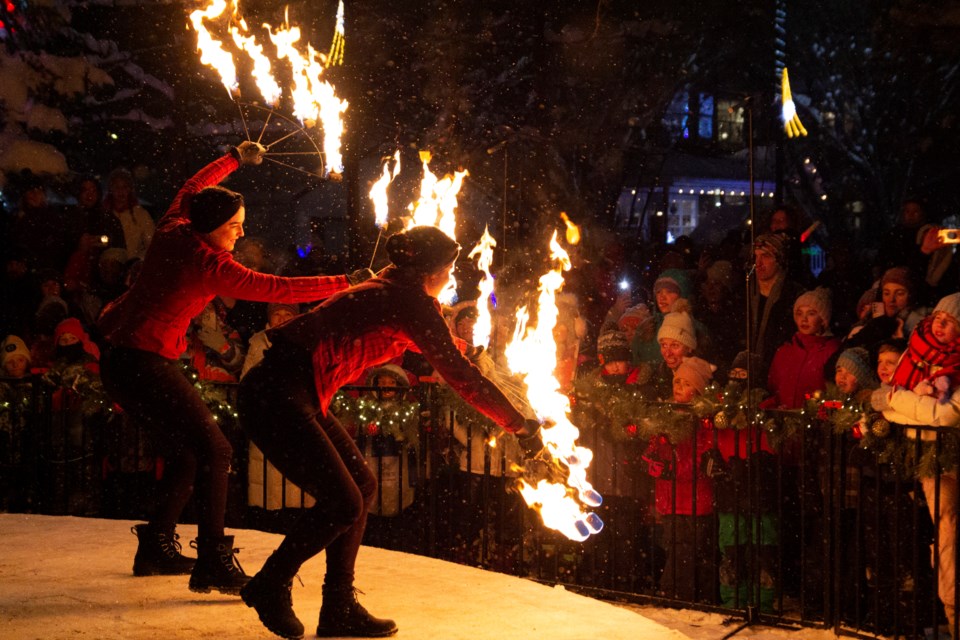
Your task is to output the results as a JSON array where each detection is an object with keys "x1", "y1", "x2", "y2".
[
  {"x1": 765, "y1": 331, "x2": 841, "y2": 409},
  {"x1": 653, "y1": 424, "x2": 715, "y2": 516},
  {"x1": 99, "y1": 153, "x2": 348, "y2": 359},
  {"x1": 267, "y1": 266, "x2": 528, "y2": 433}
]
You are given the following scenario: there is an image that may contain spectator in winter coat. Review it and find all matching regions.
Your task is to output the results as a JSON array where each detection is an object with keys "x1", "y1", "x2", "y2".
[
  {"x1": 870, "y1": 294, "x2": 960, "y2": 634},
  {"x1": 630, "y1": 269, "x2": 693, "y2": 366},
  {"x1": 103, "y1": 168, "x2": 155, "y2": 261},
  {"x1": 834, "y1": 347, "x2": 879, "y2": 400},
  {"x1": 1, "y1": 335, "x2": 31, "y2": 378},
  {"x1": 648, "y1": 356, "x2": 718, "y2": 604},
  {"x1": 237, "y1": 225, "x2": 542, "y2": 639},
  {"x1": 98, "y1": 142, "x2": 353, "y2": 595},
  {"x1": 642, "y1": 310, "x2": 699, "y2": 400},
  {"x1": 596, "y1": 329, "x2": 647, "y2": 385},
  {"x1": 765, "y1": 288, "x2": 841, "y2": 409},
  {"x1": 749, "y1": 233, "x2": 806, "y2": 362}
]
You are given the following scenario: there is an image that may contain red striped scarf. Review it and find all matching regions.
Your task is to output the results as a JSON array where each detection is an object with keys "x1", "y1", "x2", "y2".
[{"x1": 891, "y1": 316, "x2": 960, "y2": 390}]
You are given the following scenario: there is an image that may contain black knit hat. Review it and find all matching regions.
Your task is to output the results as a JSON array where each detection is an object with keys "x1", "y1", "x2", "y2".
[
  {"x1": 386, "y1": 226, "x2": 461, "y2": 274},
  {"x1": 188, "y1": 186, "x2": 244, "y2": 234}
]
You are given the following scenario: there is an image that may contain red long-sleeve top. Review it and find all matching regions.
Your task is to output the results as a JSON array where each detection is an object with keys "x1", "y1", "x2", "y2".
[
  {"x1": 99, "y1": 153, "x2": 348, "y2": 359},
  {"x1": 267, "y1": 266, "x2": 528, "y2": 433}
]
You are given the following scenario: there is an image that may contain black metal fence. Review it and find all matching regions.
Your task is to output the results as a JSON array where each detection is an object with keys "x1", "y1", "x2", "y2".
[{"x1": 2, "y1": 374, "x2": 957, "y2": 639}]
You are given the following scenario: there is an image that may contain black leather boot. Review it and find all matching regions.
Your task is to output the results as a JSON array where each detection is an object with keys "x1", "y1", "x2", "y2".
[
  {"x1": 316, "y1": 584, "x2": 397, "y2": 638},
  {"x1": 188, "y1": 535, "x2": 250, "y2": 594},
  {"x1": 240, "y1": 572, "x2": 304, "y2": 640},
  {"x1": 131, "y1": 524, "x2": 195, "y2": 576}
]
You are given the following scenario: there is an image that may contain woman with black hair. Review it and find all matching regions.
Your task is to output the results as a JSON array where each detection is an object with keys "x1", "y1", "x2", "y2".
[
  {"x1": 238, "y1": 225, "x2": 541, "y2": 639},
  {"x1": 99, "y1": 142, "x2": 353, "y2": 595}
]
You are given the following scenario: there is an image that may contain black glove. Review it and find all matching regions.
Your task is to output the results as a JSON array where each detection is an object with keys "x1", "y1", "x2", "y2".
[
  {"x1": 700, "y1": 449, "x2": 727, "y2": 479},
  {"x1": 347, "y1": 267, "x2": 376, "y2": 286},
  {"x1": 235, "y1": 140, "x2": 265, "y2": 166}
]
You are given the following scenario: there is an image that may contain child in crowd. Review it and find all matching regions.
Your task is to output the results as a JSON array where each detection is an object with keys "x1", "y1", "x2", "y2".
[
  {"x1": 887, "y1": 292, "x2": 960, "y2": 403},
  {"x1": 51, "y1": 318, "x2": 100, "y2": 373},
  {"x1": 834, "y1": 347, "x2": 879, "y2": 401},
  {"x1": 648, "y1": 356, "x2": 718, "y2": 603},
  {"x1": 596, "y1": 329, "x2": 646, "y2": 385},
  {"x1": 766, "y1": 288, "x2": 841, "y2": 409},
  {"x1": 1, "y1": 336, "x2": 31, "y2": 378},
  {"x1": 616, "y1": 303, "x2": 652, "y2": 345},
  {"x1": 871, "y1": 293, "x2": 960, "y2": 634}
]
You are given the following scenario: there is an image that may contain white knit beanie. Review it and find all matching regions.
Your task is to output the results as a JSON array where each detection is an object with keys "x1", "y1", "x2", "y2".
[
  {"x1": 657, "y1": 311, "x2": 697, "y2": 350},
  {"x1": 793, "y1": 287, "x2": 832, "y2": 329},
  {"x1": 933, "y1": 293, "x2": 960, "y2": 326},
  {"x1": 1, "y1": 335, "x2": 31, "y2": 367}
]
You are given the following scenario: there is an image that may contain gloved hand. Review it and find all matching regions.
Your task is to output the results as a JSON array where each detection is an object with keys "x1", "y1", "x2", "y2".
[
  {"x1": 347, "y1": 267, "x2": 376, "y2": 286},
  {"x1": 700, "y1": 449, "x2": 727, "y2": 479},
  {"x1": 870, "y1": 386, "x2": 891, "y2": 411},
  {"x1": 465, "y1": 345, "x2": 485, "y2": 363},
  {"x1": 516, "y1": 418, "x2": 543, "y2": 457},
  {"x1": 236, "y1": 141, "x2": 265, "y2": 166}
]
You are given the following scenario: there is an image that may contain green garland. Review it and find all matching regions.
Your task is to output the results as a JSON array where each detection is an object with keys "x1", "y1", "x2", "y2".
[
  {"x1": 330, "y1": 392, "x2": 420, "y2": 446},
  {"x1": 41, "y1": 364, "x2": 114, "y2": 418}
]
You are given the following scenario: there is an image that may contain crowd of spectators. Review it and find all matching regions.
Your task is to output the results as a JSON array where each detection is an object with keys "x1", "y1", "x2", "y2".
[{"x1": 2, "y1": 168, "x2": 960, "y2": 629}]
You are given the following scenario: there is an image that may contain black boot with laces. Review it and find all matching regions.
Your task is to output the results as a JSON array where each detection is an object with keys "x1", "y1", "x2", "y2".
[
  {"x1": 241, "y1": 572, "x2": 304, "y2": 640},
  {"x1": 316, "y1": 584, "x2": 397, "y2": 638},
  {"x1": 131, "y1": 524, "x2": 195, "y2": 576},
  {"x1": 188, "y1": 535, "x2": 250, "y2": 594}
]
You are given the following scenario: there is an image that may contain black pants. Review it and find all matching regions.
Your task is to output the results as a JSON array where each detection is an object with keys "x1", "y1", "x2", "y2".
[
  {"x1": 238, "y1": 344, "x2": 376, "y2": 586},
  {"x1": 101, "y1": 346, "x2": 233, "y2": 538}
]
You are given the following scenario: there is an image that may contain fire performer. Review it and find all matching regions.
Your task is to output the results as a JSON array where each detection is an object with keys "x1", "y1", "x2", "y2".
[
  {"x1": 99, "y1": 141, "x2": 355, "y2": 595},
  {"x1": 237, "y1": 225, "x2": 542, "y2": 639}
]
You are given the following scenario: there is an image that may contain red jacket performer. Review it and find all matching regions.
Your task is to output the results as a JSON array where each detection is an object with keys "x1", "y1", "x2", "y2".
[
  {"x1": 237, "y1": 225, "x2": 541, "y2": 639},
  {"x1": 98, "y1": 142, "x2": 351, "y2": 596}
]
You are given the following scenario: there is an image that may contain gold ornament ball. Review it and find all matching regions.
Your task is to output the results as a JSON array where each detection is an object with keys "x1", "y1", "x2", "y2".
[
  {"x1": 870, "y1": 418, "x2": 891, "y2": 438},
  {"x1": 714, "y1": 411, "x2": 729, "y2": 430}
]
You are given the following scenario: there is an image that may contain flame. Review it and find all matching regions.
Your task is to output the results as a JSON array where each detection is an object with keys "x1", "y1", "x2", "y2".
[
  {"x1": 403, "y1": 151, "x2": 468, "y2": 305},
  {"x1": 467, "y1": 227, "x2": 497, "y2": 349},
  {"x1": 189, "y1": 1, "x2": 348, "y2": 176},
  {"x1": 505, "y1": 231, "x2": 602, "y2": 542},
  {"x1": 189, "y1": 0, "x2": 238, "y2": 98},
  {"x1": 368, "y1": 151, "x2": 401, "y2": 228},
  {"x1": 265, "y1": 13, "x2": 348, "y2": 175},
  {"x1": 230, "y1": 18, "x2": 281, "y2": 106},
  {"x1": 560, "y1": 212, "x2": 580, "y2": 246}
]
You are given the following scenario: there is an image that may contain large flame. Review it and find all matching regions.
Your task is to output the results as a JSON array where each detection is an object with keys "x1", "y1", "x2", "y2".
[
  {"x1": 368, "y1": 151, "x2": 401, "y2": 228},
  {"x1": 505, "y1": 231, "x2": 602, "y2": 542},
  {"x1": 190, "y1": 1, "x2": 348, "y2": 176},
  {"x1": 467, "y1": 227, "x2": 497, "y2": 349},
  {"x1": 404, "y1": 151, "x2": 468, "y2": 305},
  {"x1": 230, "y1": 18, "x2": 281, "y2": 107},
  {"x1": 189, "y1": 0, "x2": 238, "y2": 98}
]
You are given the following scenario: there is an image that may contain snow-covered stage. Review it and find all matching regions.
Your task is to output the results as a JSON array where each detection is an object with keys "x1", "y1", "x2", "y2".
[{"x1": 0, "y1": 513, "x2": 692, "y2": 640}]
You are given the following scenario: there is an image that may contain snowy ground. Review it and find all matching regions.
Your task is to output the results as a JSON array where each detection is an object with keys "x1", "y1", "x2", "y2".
[{"x1": 0, "y1": 513, "x2": 843, "y2": 639}]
